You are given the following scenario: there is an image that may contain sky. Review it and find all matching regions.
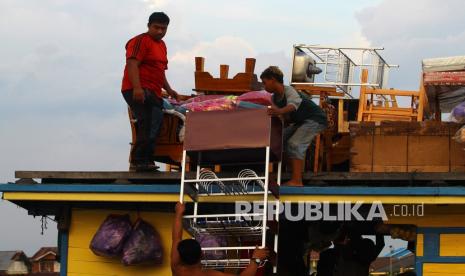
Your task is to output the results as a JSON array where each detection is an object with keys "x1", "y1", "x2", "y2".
[{"x1": 1, "y1": 0, "x2": 465, "y2": 255}]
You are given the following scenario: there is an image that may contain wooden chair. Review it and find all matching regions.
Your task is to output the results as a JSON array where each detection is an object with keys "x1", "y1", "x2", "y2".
[{"x1": 357, "y1": 69, "x2": 426, "y2": 122}]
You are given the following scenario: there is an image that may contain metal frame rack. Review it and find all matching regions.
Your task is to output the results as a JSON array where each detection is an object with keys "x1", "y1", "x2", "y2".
[
  {"x1": 291, "y1": 45, "x2": 399, "y2": 97},
  {"x1": 178, "y1": 109, "x2": 282, "y2": 272}
]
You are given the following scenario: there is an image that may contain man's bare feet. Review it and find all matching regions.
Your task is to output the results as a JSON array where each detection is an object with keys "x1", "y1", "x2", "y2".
[{"x1": 284, "y1": 180, "x2": 303, "y2": 186}]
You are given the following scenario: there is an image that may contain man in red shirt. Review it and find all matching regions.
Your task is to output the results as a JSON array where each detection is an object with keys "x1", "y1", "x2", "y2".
[{"x1": 121, "y1": 12, "x2": 180, "y2": 171}]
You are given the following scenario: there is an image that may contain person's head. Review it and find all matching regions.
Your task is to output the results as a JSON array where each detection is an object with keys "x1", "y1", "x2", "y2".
[
  {"x1": 353, "y1": 238, "x2": 376, "y2": 265},
  {"x1": 317, "y1": 248, "x2": 336, "y2": 276},
  {"x1": 147, "y1": 12, "x2": 170, "y2": 40},
  {"x1": 260, "y1": 66, "x2": 284, "y2": 93},
  {"x1": 177, "y1": 239, "x2": 202, "y2": 265}
]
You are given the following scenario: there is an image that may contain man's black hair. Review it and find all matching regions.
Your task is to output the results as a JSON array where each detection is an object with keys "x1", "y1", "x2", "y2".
[
  {"x1": 177, "y1": 239, "x2": 202, "y2": 265},
  {"x1": 148, "y1": 12, "x2": 170, "y2": 25},
  {"x1": 260, "y1": 66, "x2": 284, "y2": 84}
]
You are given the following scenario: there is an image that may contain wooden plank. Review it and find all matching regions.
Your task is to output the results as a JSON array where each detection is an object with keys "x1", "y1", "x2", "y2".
[
  {"x1": 450, "y1": 124, "x2": 465, "y2": 172},
  {"x1": 423, "y1": 263, "x2": 465, "y2": 276},
  {"x1": 194, "y1": 57, "x2": 260, "y2": 93},
  {"x1": 357, "y1": 69, "x2": 369, "y2": 121},
  {"x1": 407, "y1": 136, "x2": 450, "y2": 172},
  {"x1": 417, "y1": 233, "x2": 424, "y2": 257},
  {"x1": 292, "y1": 84, "x2": 343, "y2": 97},
  {"x1": 361, "y1": 115, "x2": 414, "y2": 122},
  {"x1": 15, "y1": 171, "x2": 184, "y2": 180},
  {"x1": 372, "y1": 135, "x2": 408, "y2": 172},
  {"x1": 440, "y1": 234, "x2": 465, "y2": 256},
  {"x1": 362, "y1": 110, "x2": 417, "y2": 116},
  {"x1": 451, "y1": 140, "x2": 465, "y2": 172},
  {"x1": 16, "y1": 170, "x2": 465, "y2": 182},
  {"x1": 365, "y1": 88, "x2": 419, "y2": 97},
  {"x1": 370, "y1": 106, "x2": 418, "y2": 112},
  {"x1": 350, "y1": 134, "x2": 373, "y2": 172},
  {"x1": 245, "y1": 58, "x2": 256, "y2": 74},
  {"x1": 219, "y1": 64, "x2": 229, "y2": 79},
  {"x1": 418, "y1": 75, "x2": 426, "y2": 121},
  {"x1": 337, "y1": 99, "x2": 344, "y2": 133},
  {"x1": 390, "y1": 95, "x2": 398, "y2": 108},
  {"x1": 195, "y1": 71, "x2": 257, "y2": 93},
  {"x1": 301, "y1": 172, "x2": 465, "y2": 181},
  {"x1": 195, "y1": 56, "x2": 205, "y2": 72}
]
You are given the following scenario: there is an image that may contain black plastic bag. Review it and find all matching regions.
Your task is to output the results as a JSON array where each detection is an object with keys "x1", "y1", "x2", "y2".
[
  {"x1": 90, "y1": 214, "x2": 132, "y2": 257},
  {"x1": 121, "y1": 219, "x2": 163, "y2": 265}
]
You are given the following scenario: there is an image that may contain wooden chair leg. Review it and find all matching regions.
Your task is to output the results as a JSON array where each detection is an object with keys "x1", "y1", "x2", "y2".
[
  {"x1": 324, "y1": 132, "x2": 333, "y2": 172},
  {"x1": 313, "y1": 134, "x2": 321, "y2": 173}
]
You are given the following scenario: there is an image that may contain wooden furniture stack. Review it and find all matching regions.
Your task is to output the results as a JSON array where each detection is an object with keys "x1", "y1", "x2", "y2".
[
  {"x1": 194, "y1": 57, "x2": 262, "y2": 94},
  {"x1": 129, "y1": 57, "x2": 263, "y2": 169},
  {"x1": 357, "y1": 69, "x2": 427, "y2": 122}
]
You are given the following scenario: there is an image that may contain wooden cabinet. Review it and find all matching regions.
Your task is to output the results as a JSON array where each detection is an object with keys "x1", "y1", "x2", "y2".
[{"x1": 350, "y1": 121, "x2": 465, "y2": 172}]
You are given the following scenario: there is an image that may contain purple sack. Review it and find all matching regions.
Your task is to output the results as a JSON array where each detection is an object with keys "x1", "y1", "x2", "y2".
[
  {"x1": 90, "y1": 214, "x2": 132, "y2": 257},
  {"x1": 196, "y1": 233, "x2": 227, "y2": 260},
  {"x1": 122, "y1": 219, "x2": 163, "y2": 266},
  {"x1": 451, "y1": 101, "x2": 465, "y2": 123}
]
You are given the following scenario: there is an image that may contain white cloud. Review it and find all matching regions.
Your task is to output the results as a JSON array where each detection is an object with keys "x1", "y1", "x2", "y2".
[
  {"x1": 3, "y1": 0, "x2": 446, "y2": 255},
  {"x1": 144, "y1": 0, "x2": 169, "y2": 9},
  {"x1": 171, "y1": 36, "x2": 255, "y2": 65},
  {"x1": 166, "y1": 36, "x2": 296, "y2": 92},
  {"x1": 0, "y1": 201, "x2": 57, "y2": 256},
  {"x1": 168, "y1": 35, "x2": 256, "y2": 92},
  {"x1": 0, "y1": 0, "x2": 148, "y2": 252},
  {"x1": 355, "y1": 0, "x2": 465, "y2": 89}
]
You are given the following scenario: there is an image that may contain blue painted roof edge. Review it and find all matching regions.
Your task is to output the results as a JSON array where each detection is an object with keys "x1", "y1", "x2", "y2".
[{"x1": 2, "y1": 184, "x2": 465, "y2": 196}]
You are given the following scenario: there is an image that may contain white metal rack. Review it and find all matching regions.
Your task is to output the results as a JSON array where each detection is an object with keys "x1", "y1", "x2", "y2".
[
  {"x1": 179, "y1": 148, "x2": 281, "y2": 273},
  {"x1": 179, "y1": 109, "x2": 282, "y2": 273},
  {"x1": 291, "y1": 45, "x2": 399, "y2": 97}
]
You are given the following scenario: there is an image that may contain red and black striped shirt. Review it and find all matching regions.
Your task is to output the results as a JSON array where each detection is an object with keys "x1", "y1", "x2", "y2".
[{"x1": 121, "y1": 33, "x2": 168, "y2": 97}]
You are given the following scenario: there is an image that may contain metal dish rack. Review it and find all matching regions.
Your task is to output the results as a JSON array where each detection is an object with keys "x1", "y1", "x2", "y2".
[
  {"x1": 201, "y1": 248, "x2": 262, "y2": 269},
  {"x1": 185, "y1": 213, "x2": 264, "y2": 237},
  {"x1": 188, "y1": 169, "x2": 266, "y2": 196},
  {"x1": 179, "y1": 109, "x2": 282, "y2": 273},
  {"x1": 291, "y1": 45, "x2": 399, "y2": 97},
  {"x1": 179, "y1": 150, "x2": 281, "y2": 272}
]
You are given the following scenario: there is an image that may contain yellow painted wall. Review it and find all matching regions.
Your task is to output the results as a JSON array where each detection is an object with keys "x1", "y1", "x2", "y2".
[
  {"x1": 385, "y1": 205, "x2": 465, "y2": 227},
  {"x1": 8, "y1": 191, "x2": 465, "y2": 205},
  {"x1": 423, "y1": 263, "x2": 465, "y2": 276},
  {"x1": 68, "y1": 208, "x2": 186, "y2": 276},
  {"x1": 440, "y1": 234, "x2": 465, "y2": 256},
  {"x1": 416, "y1": 234, "x2": 424, "y2": 257}
]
